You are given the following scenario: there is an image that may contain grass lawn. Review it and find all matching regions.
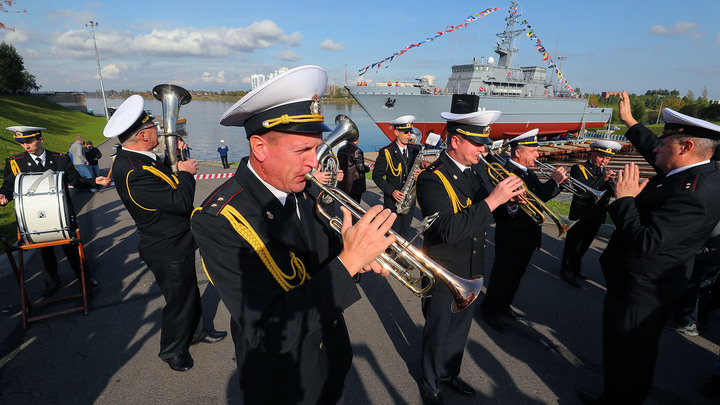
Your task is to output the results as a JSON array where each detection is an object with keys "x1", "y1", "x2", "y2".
[{"x1": 0, "y1": 95, "x2": 110, "y2": 247}]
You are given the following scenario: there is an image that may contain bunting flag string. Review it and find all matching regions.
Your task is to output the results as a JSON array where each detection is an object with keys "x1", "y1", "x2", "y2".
[
  {"x1": 358, "y1": 8, "x2": 499, "y2": 76},
  {"x1": 520, "y1": 19, "x2": 575, "y2": 93}
]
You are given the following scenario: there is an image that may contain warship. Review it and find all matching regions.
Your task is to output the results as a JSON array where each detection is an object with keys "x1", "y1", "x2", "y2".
[{"x1": 346, "y1": 1, "x2": 612, "y2": 143}]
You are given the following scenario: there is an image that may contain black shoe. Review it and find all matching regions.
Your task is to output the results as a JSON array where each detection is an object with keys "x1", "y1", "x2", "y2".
[
  {"x1": 576, "y1": 390, "x2": 600, "y2": 405},
  {"x1": 561, "y1": 271, "x2": 582, "y2": 288},
  {"x1": 484, "y1": 316, "x2": 506, "y2": 333},
  {"x1": 576, "y1": 272, "x2": 590, "y2": 280},
  {"x1": 444, "y1": 377, "x2": 475, "y2": 396},
  {"x1": 420, "y1": 388, "x2": 444, "y2": 405},
  {"x1": 503, "y1": 308, "x2": 527, "y2": 321},
  {"x1": 165, "y1": 352, "x2": 193, "y2": 372},
  {"x1": 42, "y1": 285, "x2": 59, "y2": 298},
  {"x1": 191, "y1": 330, "x2": 227, "y2": 345}
]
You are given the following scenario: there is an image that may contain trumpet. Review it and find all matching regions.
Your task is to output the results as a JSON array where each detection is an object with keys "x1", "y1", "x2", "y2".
[
  {"x1": 307, "y1": 120, "x2": 483, "y2": 313},
  {"x1": 480, "y1": 150, "x2": 576, "y2": 237},
  {"x1": 534, "y1": 160, "x2": 607, "y2": 203}
]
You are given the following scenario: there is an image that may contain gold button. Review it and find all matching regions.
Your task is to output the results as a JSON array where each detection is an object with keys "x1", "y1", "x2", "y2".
[
  {"x1": 217, "y1": 197, "x2": 224, "y2": 201},
  {"x1": 319, "y1": 341, "x2": 324, "y2": 349},
  {"x1": 211, "y1": 204, "x2": 217, "y2": 208}
]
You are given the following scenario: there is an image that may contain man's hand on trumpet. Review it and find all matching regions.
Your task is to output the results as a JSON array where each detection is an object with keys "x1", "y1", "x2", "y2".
[
  {"x1": 337, "y1": 205, "x2": 396, "y2": 277},
  {"x1": 550, "y1": 165, "x2": 569, "y2": 185},
  {"x1": 485, "y1": 176, "x2": 525, "y2": 211}
]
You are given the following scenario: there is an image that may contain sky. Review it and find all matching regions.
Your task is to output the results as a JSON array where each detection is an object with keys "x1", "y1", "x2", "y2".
[{"x1": 1, "y1": 0, "x2": 719, "y2": 98}]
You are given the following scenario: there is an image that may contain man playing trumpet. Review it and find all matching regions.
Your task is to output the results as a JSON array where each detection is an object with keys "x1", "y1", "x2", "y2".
[
  {"x1": 416, "y1": 105, "x2": 524, "y2": 404},
  {"x1": 481, "y1": 128, "x2": 568, "y2": 332},
  {"x1": 191, "y1": 66, "x2": 396, "y2": 405},
  {"x1": 559, "y1": 140, "x2": 620, "y2": 288}
]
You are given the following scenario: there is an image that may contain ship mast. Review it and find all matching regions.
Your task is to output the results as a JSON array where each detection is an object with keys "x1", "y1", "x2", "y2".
[{"x1": 494, "y1": 1, "x2": 525, "y2": 68}]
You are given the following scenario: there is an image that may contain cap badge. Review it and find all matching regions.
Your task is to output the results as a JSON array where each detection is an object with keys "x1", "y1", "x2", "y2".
[{"x1": 310, "y1": 93, "x2": 322, "y2": 116}]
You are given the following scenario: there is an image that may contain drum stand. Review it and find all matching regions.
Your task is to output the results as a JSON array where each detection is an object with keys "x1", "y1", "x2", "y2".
[{"x1": 3, "y1": 224, "x2": 92, "y2": 329}]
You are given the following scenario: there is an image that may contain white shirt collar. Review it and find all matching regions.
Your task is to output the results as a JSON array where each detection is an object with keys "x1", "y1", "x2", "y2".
[
  {"x1": 396, "y1": 142, "x2": 407, "y2": 153},
  {"x1": 509, "y1": 159, "x2": 528, "y2": 173},
  {"x1": 444, "y1": 151, "x2": 470, "y2": 172},
  {"x1": 247, "y1": 160, "x2": 289, "y2": 205},
  {"x1": 122, "y1": 147, "x2": 158, "y2": 161},
  {"x1": 31, "y1": 150, "x2": 47, "y2": 164},
  {"x1": 666, "y1": 160, "x2": 711, "y2": 177}
]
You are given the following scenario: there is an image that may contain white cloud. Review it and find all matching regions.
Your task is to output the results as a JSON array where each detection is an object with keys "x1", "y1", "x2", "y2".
[
  {"x1": 201, "y1": 71, "x2": 226, "y2": 84},
  {"x1": 49, "y1": 20, "x2": 303, "y2": 59},
  {"x1": 100, "y1": 63, "x2": 128, "y2": 79},
  {"x1": 241, "y1": 76, "x2": 251, "y2": 83},
  {"x1": 649, "y1": 21, "x2": 700, "y2": 39},
  {"x1": 275, "y1": 49, "x2": 301, "y2": 61},
  {"x1": 320, "y1": 39, "x2": 344, "y2": 51}
]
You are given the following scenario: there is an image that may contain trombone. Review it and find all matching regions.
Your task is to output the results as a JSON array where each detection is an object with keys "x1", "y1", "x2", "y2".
[
  {"x1": 534, "y1": 160, "x2": 607, "y2": 204},
  {"x1": 479, "y1": 149, "x2": 576, "y2": 237}
]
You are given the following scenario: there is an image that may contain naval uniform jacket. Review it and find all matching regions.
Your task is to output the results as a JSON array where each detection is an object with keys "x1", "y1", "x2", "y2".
[
  {"x1": 111, "y1": 147, "x2": 197, "y2": 260},
  {"x1": 337, "y1": 142, "x2": 369, "y2": 196},
  {"x1": 372, "y1": 142, "x2": 420, "y2": 209},
  {"x1": 0, "y1": 150, "x2": 97, "y2": 200},
  {"x1": 601, "y1": 123, "x2": 720, "y2": 308},
  {"x1": 597, "y1": 123, "x2": 720, "y2": 403},
  {"x1": 568, "y1": 161, "x2": 612, "y2": 223},
  {"x1": 190, "y1": 157, "x2": 361, "y2": 405},
  {"x1": 416, "y1": 151, "x2": 494, "y2": 278}
]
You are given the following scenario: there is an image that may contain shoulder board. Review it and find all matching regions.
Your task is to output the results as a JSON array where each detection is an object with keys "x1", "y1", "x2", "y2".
[
  {"x1": 380, "y1": 142, "x2": 394, "y2": 151},
  {"x1": 47, "y1": 151, "x2": 66, "y2": 157},
  {"x1": 680, "y1": 174, "x2": 699, "y2": 192},
  {"x1": 8, "y1": 152, "x2": 25, "y2": 160},
  {"x1": 200, "y1": 179, "x2": 245, "y2": 216},
  {"x1": 424, "y1": 161, "x2": 444, "y2": 172}
]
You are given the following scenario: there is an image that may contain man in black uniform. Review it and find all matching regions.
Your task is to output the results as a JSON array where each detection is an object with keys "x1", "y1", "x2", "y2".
[
  {"x1": 104, "y1": 95, "x2": 225, "y2": 372},
  {"x1": 481, "y1": 128, "x2": 568, "y2": 332},
  {"x1": 559, "y1": 140, "x2": 620, "y2": 287},
  {"x1": 416, "y1": 108, "x2": 523, "y2": 405},
  {"x1": 372, "y1": 115, "x2": 421, "y2": 239},
  {"x1": 338, "y1": 131, "x2": 369, "y2": 203},
  {"x1": 191, "y1": 66, "x2": 397, "y2": 405},
  {"x1": 577, "y1": 91, "x2": 720, "y2": 404},
  {"x1": 0, "y1": 126, "x2": 109, "y2": 298}
]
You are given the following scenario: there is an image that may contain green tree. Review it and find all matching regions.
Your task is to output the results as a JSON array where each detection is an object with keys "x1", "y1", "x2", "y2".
[
  {"x1": 0, "y1": 41, "x2": 39, "y2": 93},
  {"x1": 701, "y1": 86, "x2": 708, "y2": 101},
  {"x1": 630, "y1": 97, "x2": 646, "y2": 123}
]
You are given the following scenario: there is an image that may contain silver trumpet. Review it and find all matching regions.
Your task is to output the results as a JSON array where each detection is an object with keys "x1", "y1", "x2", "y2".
[
  {"x1": 153, "y1": 84, "x2": 192, "y2": 173},
  {"x1": 534, "y1": 159, "x2": 607, "y2": 203},
  {"x1": 307, "y1": 120, "x2": 483, "y2": 313}
]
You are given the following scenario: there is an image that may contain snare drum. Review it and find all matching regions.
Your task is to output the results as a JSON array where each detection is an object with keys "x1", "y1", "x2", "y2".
[{"x1": 14, "y1": 170, "x2": 73, "y2": 244}]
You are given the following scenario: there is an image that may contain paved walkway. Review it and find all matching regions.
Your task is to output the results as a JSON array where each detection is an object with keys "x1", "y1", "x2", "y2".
[{"x1": 0, "y1": 141, "x2": 718, "y2": 404}]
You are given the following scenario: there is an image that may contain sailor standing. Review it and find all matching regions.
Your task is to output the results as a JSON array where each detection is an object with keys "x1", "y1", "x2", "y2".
[{"x1": 372, "y1": 115, "x2": 421, "y2": 239}]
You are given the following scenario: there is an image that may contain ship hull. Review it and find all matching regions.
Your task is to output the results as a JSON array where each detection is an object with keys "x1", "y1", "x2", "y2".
[{"x1": 346, "y1": 86, "x2": 612, "y2": 142}]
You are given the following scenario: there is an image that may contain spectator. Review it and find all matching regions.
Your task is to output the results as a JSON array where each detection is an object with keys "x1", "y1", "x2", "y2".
[
  {"x1": 68, "y1": 136, "x2": 91, "y2": 178},
  {"x1": 85, "y1": 141, "x2": 102, "y2": 178},
  {"x1": 217, "y1": 140, "x2": 229, "y2": 169}
]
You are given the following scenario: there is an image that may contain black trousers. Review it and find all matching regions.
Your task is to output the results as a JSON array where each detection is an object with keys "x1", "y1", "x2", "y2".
[
  {"x1": 560, "y1": 220, "x2": 602, "y2": 276},
  {"x1": 600, "y1": 292, "x2": 669, "y2": 404},
  {"x1": 421, "y1": 279, "x2": 476, "y2": 394},
  {"x1": 220, "y1": 155, "x2": 229, "y2": 168},
  {"x1": 142, "y1": 251, "x2": 204, "y2": 359},
  {"x1": 40, "y1": 245, "x2": 84, "y2": 289}
]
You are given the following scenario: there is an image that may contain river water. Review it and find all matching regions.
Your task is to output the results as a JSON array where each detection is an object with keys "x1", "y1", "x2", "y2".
[{"x1": 86, "y1": 98, "x2": 392, "y2": 162}]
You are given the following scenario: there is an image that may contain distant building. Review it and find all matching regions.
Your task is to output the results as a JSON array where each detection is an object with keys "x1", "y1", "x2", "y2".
[
  {"x1": 251, "y1": 67, "x2": 290, "y2": 90},
  {"x1": 251, "y1": 74, "x2": 266, "y2": 90},
  {"x1": 709, "y1": 99, "x2": 719, "y2": 105}
]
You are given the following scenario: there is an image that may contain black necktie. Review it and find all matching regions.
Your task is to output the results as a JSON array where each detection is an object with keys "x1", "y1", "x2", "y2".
[
  {"x1": 35, "y1": 157, "x2": 43, "y2": 170},
  {"x1": 285, "y1": 193, "x2": 298, "y2": 218}
]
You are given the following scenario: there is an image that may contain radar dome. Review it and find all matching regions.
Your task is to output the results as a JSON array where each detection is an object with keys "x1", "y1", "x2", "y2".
[{"x1": 487, "y1": 57, "x2": 495, "y2": 64}]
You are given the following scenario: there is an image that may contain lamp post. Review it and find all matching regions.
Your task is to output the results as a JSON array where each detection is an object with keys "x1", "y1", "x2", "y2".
[
  {"x1": 86, "y1": 20, "x2": 109, "y2": 121},
  {"x1": 656, "y1": 96, "x2": 665, "y2": 124},
  {"x1": 556, "y1": 56, "x2": 567, "y2": 89}
]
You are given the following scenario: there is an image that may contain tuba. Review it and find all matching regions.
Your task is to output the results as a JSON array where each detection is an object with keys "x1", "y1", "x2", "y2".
[
  {"x1": 306, "y1": 120, "x2": 484, "y2": 313},
  {"x1": 316, "y1": 114, "x2": 358, "y2": 204},
  {"x1": 152, "y1": 84, "x2": 192, "y2": 173}
]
